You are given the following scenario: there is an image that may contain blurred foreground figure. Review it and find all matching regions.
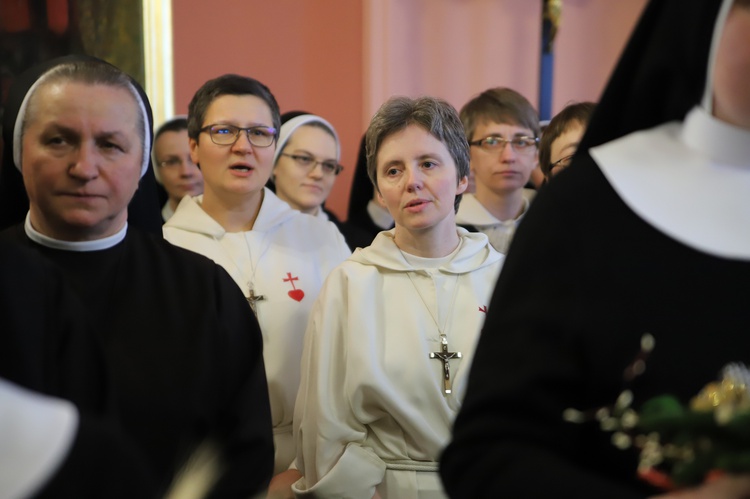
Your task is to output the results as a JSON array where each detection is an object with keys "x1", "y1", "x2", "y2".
[{"x1": 441, "y1": 1, "x2": 750, "y2": 498}]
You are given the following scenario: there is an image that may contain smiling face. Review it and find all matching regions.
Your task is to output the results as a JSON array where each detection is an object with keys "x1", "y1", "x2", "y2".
[
  {"x1": 21, "y1": 81, "x2": 143, "y2": 241},
  {"x1": 189, "y1": 94, "x2": 276, "y2": 204},
  {"x1": 376, "y1": 124, "x2": 468, "y2": 237},
  {"x1": 154, "y1": 129, "x2": 203, "y2": 206},
  {"x1": 273, "y1": 125, "x2": 338, "y2": 214},
  {"x1": 470, "y1": 121, "x2": 538, "y2": 197}
]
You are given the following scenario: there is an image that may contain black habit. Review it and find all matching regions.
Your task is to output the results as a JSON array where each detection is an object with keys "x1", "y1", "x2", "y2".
[
  {"x1": 2, "y1": 225, "x2": 275, "y2": 497},
  {"x1": 440, "y1": 0, "x2": 750, "y2": 497}
]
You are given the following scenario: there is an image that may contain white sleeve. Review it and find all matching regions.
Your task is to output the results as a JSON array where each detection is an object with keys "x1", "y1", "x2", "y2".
[
  {"x1": 328, "y1": 220, "x2": 353, "y2": 260},
  {"x1": 292, "y1": 269, "x2": 385, "y2": 499}
]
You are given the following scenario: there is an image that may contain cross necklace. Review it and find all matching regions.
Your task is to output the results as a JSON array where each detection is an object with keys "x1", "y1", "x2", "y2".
[
  {"x1": 402, "y1": 264, "x2": 462, "y2": 395},
  {"x1": 215, "y1": 232, "x2": 268, "y2": 316}
]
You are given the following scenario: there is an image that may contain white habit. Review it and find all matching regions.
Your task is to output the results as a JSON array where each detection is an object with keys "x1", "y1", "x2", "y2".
[
  {"x1": 455, "y1": 189, "x2": 535, "y2": 254},
  {"x1": 292, "y1": 228, "x2": 503, "y2": 498},
  {"x1": 163, "y1": 188, "x2": 351, "y2": 472}
]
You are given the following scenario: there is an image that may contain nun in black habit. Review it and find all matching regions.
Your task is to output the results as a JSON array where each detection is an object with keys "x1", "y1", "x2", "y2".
[
  {"x1": 0, "y1": 230, "x2": 154, "y2": 497},
  {"x1": 440, "y1": 0, "x2": 750, "y2": 498},
  {"x1": 0, "y1": 55, "x2": 274, "y2": 497},
  {"x1": 346, "y1": 134, "x2": 395, "y2": 245}
]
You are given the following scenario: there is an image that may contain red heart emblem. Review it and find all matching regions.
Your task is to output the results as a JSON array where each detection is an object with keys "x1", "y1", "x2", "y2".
[{"x1": 288, "y1": 289, "x2": 305, "y2": 302}]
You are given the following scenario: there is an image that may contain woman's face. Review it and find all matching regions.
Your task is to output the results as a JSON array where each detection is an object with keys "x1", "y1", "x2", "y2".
[
  {"x1": 273, "y1": 125, "x2": 339, "y2": 215},
  {"x1": 189, "y1": 94, "x2": 276, "y2": 203},
  {"x1": 469, "y1": 121, "x2": 538, "y2": 197},
  {"x1": 376, "y1": 124, "x2": 467, "y2": 235},
  {"x1": 21, "y1": 81, "x2": 143, "y2": 241},
  {"x1": 154, "y1": 129, "x2": 203, "y2": 205},
  {"x1": 712, "y1": 3, "x2": 750, "y2": 129}
]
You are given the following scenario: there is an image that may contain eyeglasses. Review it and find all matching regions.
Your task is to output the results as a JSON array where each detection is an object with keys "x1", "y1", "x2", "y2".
[
  {"x1": 469, "y1": 135, "x2": 539, "y2": 153},
  {"x1": 280, "y1": 153, "x2": 343, "y2": 176},
  {"x1": 157, "y1": 155, "x2": 195, "y2": 169},
  {"x1": 550, "y1": 154, "x2": 575, "y2": 172},
  {"x1": 200, "y1": 124, "x2": 277, "y2": 147}
]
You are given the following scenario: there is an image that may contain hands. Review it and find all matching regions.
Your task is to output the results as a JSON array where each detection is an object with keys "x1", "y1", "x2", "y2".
[
  {"x1": 266, "y1": 469, "x2": 302, "y2": 499},
  {"x1": 650, "y1": 474, "x2": 750, "y2": 499}
]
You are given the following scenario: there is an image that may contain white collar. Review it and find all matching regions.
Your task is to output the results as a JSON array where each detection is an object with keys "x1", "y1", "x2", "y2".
[
  {"x1": 314, "y1": 208, "x2": 329, "y2": 222},
  {"x1": 366, "y1": 199, "x2": 394, "y2": 230},
  {"x1": 25, "y1": 213, "x2": 127, "y2": 251},
  {"x1": 591, "y1": 106, "x2": 750, "y2": 259},
  {"x1": 164, "y1": 188, "x2": 299, "y2": 238},
  {"x1": 161, "y1": 202, "x2": 175, "y2": 222},
  {"x1": 456, "y1": 192, "x2": 531, "y2": 227}
]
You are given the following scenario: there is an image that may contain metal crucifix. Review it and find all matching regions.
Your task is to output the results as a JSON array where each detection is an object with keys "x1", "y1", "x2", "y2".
[
  {"x1": 247, "y1": 287, "x2": 265, "y2": 315},
  {"x1": 429, "y1": 335, "x2": 462, "y2": 395}
]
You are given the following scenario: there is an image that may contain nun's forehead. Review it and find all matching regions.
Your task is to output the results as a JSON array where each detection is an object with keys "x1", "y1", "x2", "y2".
[
  {"x1": 13, "y1": 68, "x2": 152, "y2": 177},
  {"x1": 25, "y1": 79, "x2": 140, "y2": 121}
]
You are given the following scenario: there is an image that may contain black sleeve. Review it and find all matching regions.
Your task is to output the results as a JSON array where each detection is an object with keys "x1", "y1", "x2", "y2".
[
  {"x1": 0, "y1": 238, "x2": 108, "y2": 414},
  {"x1": 35, "y1": 412, "x2": 157, "y2": 499},
  {"x1": 440, "y1": 169, "x2": 655, "y2": 499},
  {"x1": 205, "y1": 265, "x2": 274, "y2": 498}
]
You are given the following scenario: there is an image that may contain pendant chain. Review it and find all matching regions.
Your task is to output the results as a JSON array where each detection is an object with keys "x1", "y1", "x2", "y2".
[
  {"x1": 214, "y1": 232, "x2": 269, "y2": 314},
  {"x1": 396, "y1": 244, "x2": 464, "y2": 395},
  {"x1": 395, "y1": 245, "x2": 460, "y2": 335},
  {"x1": 404, "y1": 271, "x2": 460, "y2": 335}
]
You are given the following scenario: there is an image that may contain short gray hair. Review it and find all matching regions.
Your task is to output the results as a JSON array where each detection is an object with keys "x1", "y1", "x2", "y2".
[{"x1": 365, "y1": 96, "x2": 469, "y2": 213}]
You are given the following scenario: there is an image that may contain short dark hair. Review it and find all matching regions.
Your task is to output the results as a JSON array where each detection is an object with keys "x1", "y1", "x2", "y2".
[
  {"x1": 187, "y1": 74, "x2": 280, "y2": 142},
  {"x1": 365, "y1": 96, "x2": 469, "y2": 213},
  {"x1": 155, "y1": 116, "x2": 188, "y2": 142},
  {"x1": 539, "y1": 101, "x2": 596, "y2": 178},
  {"x1": 460, "y1": 87, "x2": 540, "y2": 142}
]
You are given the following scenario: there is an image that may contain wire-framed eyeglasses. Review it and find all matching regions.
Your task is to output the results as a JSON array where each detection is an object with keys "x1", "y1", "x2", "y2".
[
  {"x1": 469, "y1": 135, "x2": 539, "y2": 153},
  {"x1": 280, "y1": 153, "x2": 343, "y2": 176},
  {"x1": 200, "y1": 124, "x2": 277, "y2": 147},
  {"x1": 550, "y1": 154, "x2": 575, "y2": 172}
]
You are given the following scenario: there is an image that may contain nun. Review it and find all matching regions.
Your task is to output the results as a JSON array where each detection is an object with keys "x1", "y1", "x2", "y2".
[
  {"x1": 152, "y1": 116, "x2": 204, "y2": 222},
  {"x1": 271, "y1": 111, "x2": 372, "y2": 250},
  {"x1": 441, "y1": 0, "x2": 750, "y2": 497},
  {"x1": 0, "y1": 55, "x2": 274, "y2": 497}
]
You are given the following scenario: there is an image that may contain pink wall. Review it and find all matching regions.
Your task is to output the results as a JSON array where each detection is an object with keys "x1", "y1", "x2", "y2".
[
  {"x1": 172, "y1": 0, "x2": 647, "y2": 220},
  {"x1": 552, "y1": 0, "x2": 649, "y2": 112},
  {"x1": 364, "y1": 0, "x2": 541, "y2": 122}
]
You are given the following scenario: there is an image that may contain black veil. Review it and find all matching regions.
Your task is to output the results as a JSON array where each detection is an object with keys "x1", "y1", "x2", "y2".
[{"x1": 578, "y1": 0, "x2": 723, "y2": 154}]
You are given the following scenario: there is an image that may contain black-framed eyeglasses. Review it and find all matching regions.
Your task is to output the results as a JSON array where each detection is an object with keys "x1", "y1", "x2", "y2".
[
  {"x1": 469, "y1": 135, "x2": 539, "y2": 153},
  {"x1": 280, "y1": 153, "x2": 343, "y2": 176},
  {"x1": 550, "y1": 154, "x2": 575, "y2": 172},
  {"x1": 200, "y1": 124, "x2": 277, "y2": 147}
]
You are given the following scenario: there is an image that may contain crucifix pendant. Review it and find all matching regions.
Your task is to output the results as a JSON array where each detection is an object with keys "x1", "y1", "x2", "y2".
[
  {"x1": 247, "y1": 286, "x2": 265, "y2": 316},
  {"x1": 429, "y1": 334, "x2": 462, "y2": 395}
]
